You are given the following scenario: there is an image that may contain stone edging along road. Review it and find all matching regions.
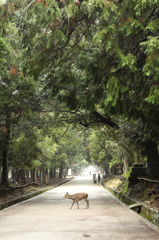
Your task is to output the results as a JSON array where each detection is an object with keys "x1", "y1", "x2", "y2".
[
  {"x1": 0, "y1": 179, "x2": 71, "y2": 211},
  {"x1": 103, "y1": 184, "x2": 159, "y2": 228}
]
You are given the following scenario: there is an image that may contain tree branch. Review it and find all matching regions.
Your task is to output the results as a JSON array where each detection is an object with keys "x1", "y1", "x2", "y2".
[
  {"x1": 93, "y1": 111, "x2": 119, "y2": 129},
  {"x1": 23, "y1": 0, "x2": 37, "y2": 12}
]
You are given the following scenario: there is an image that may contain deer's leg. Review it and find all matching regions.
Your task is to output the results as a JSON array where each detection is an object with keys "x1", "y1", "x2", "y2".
[
  {"x1": 76, "y1": 200, "x2": 79, "y2": 209},
  {"x1": 84, "y1": 199, "x2": 89, "y2": 209},
  {"x1": 70, "y1": 200, "x2": 75, "y2": 209},
  {"x1": 87, "y1": 199, "x2": 89, "y2": 208}
]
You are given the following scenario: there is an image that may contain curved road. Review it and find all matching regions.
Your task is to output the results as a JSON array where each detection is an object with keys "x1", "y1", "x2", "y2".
[{"x1": 0, "y1": 178, "x2": 159, "y2": 240}]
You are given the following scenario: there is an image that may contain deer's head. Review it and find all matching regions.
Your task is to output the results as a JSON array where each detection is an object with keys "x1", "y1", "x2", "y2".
[{"x1": 63, "y1": 192, "x2": 69, "y2": 198}]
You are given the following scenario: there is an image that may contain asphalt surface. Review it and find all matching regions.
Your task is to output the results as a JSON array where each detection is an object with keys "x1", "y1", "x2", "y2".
[{"x1": 0, "y1": 178, "x2": 159, "y2": 240}]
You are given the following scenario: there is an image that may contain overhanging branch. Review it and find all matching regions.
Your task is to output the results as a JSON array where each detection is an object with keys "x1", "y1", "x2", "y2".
[{"x1": 93, "y1": 111, "x2": 119, "y2": 129}]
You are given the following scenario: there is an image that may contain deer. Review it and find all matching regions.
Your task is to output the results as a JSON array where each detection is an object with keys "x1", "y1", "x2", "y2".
[{"x1": 63, "y1": 192, "x2": 89, "y2": 209}]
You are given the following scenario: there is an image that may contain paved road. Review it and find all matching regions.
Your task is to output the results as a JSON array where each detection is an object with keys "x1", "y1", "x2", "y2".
[{"x1": 0, "y1": 178, "x2": 159, "y2": 240}]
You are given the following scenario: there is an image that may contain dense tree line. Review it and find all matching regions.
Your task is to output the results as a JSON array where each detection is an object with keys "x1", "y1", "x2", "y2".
[{"x1": 0, "y1": 0, "x2": 159, "y2": 186}]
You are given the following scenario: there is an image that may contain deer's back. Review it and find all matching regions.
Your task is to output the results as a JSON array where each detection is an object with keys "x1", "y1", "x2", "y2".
[{"x1": 73, "y1": 193, "x2": 88, "y2": 200}]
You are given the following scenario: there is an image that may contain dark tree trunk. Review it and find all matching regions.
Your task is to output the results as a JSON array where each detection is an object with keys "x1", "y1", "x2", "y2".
[
  {"x1": 144, "y1": 140, "x2": 159, "y2": 179},
  {"x1": 2, "y1": 146, "x2": 9, "y2": 187},
  {"x1": 26, "y1": 170, "x2": 29, "y2": 183},
  {"x1": 59, "y1": 162, "x2": 63, "y2": 179},
  {"x1": 16, "y1": 170, "x2": 21, "y2": 182},
  {"x1": 1, "y1": 116, "x2": 11, "y2": 187},
  {"x1": 111, "y1": 166, "x2": 117, "y2": 175},
  {"x1": 43, "y1": 169, "x2": 46, "y2": 183},
  {"x1": 59, "y1": 169, "x2": 63, "y2": 179},
  {"x1": 12, "y1": 169, "x2": 16, "y2": 184},
  {"x1": 104, "y1": 166, "x2": 109, "y2": 174},
  {"x1": 50, "y1": 167, "x2": 54, "y2": 179},
  {"x1": 53, "y1": 167, "x2": 56, "y2": 178},
  {"x1": 33, "y1": 168, "x2": 37, "y2": 182},
  {"x1": 22, "y1": 170, "x2": 26, "y2": 184}
]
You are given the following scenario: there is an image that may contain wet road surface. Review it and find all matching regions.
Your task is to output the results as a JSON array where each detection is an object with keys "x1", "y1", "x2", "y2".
[{"x1": 0, "y1": 178, "x2": 159, "y2": 240}]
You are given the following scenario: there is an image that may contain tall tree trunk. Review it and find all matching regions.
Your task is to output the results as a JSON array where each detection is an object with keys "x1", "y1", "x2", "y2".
[
  {"x1": 26, "y1": 170, "x2": 29, "y2": 183},
  {"x1": 144, "y1": 140, "x2": 159, "y2": 179},
  {"x1": 134, "y1": 146, "x2": 142, "y2": 163},
  {"x1": 104, "y1": 167, "x2": 109, "y2": 175},
  {"x1": 43, "y1": 169, "x2": 46, "y2": 183},
  {"x1": 50, "y1": 167, "x2": 54, "y2": 179},
  {"x1": 111, "y1": 166, "x2": 116, "y2": 175},
  {"x1": 12, "y1": 169, "x2": 16, "y2": 184},
  {"x1": 22, "y1": 170, "x2": 26, "y2": 184},
  {"x1": 2, "y1": 146, "x2": 9, "y2": 187},
  {"x1": 122, "y1": 155, "x2": 129, "y2": 173},
  {"x1": 53, "y1": 167, "x2": 56, "y2": 178},
  {"x1": 40, "y1": 169, "x2": 43, "y2": 184},
  {"x1": 1, "y1": 116, "x2": 11, "y2": 187},
  {"x1": 46, "y1": 168, "x2": 50, "y2": 185},
  {"x1": 33, "y1": 168, "x2": 37, "y2": 182},
  {"x1": 16, "y1": 170, "x2": 21, "y2": 183},
  {"x1": 59, "y1": 162, "x2": 63, "y2": 179}
]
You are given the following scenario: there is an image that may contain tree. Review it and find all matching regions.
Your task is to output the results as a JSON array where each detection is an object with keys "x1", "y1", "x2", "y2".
[
  {"x1": 9, "y1": 129, "x2": 40, "y2": 182},
  {"x1": 89, "y1": 131, "x2": 111, "y2": 174},
  {"x1": 1, "y1": 0, "x2": 159, "y2": 180},
  {"x1": 26, "y1": 1, "x2": 159, "y2": 178},
  {"x1": 45, "y1": 0, "x2": 159, "y2": 179},
  {"x1": 0, "y1": 4, "x2": 42, "y2": 185},
  {"x1": 49, "y1": 124, "x2": 91, "y2": 177}
]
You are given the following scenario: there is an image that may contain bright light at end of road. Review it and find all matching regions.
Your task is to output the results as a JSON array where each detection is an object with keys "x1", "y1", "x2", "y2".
[{"x1": 79, "y1": 165, "x2": 98, "y2": 179}]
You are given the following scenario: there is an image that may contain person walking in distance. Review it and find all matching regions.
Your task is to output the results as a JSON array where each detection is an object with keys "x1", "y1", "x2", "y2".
[{"x1": 98, "y1": 174, "x2": 101, "y2": 183}]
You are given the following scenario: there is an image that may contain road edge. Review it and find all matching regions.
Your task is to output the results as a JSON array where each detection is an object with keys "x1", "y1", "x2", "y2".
[{"x1": 0, "y1": 179, "x2": 72, "y2": 211}]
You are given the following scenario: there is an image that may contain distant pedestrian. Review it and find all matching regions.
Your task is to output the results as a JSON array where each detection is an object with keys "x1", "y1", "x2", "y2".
[
  {"x1": 93, "y1": 174, "x2": 97, "y2": 183},
  {"x1": 98, "y1": 174, "x2": 101, "y2": 183}
]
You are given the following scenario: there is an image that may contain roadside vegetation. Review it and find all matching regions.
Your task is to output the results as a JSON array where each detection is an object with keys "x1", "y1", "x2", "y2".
[{"x1": 103, "y1": 174, "x2": 159, "y2": 210}]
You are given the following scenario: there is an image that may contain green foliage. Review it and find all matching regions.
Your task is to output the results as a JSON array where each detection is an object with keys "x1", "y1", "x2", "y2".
[
  {"x1": 0, "y1": 37, "x2": 11, "y2": 78},
  {"x1": 122, "y1": 182, "x2": 129, "y2": 195},
  {"x1": 10, "y1": 131, "x2": 40, "y2": 170},
  {"x1": 109, "y1": 155, "x2": 122, "y2": 169},
  {"x1": 105, "y1": 77, "x2": 128, "y2": 108},
  {"x1": 89, "y1": 129, "x2": 122, "y2": 171},
  {"x1": 141, "y1": 36, "x2": 159, "y2": 81},
  {"x1": 122, "y1": 167, "x2": 133, "y2": 180}
]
